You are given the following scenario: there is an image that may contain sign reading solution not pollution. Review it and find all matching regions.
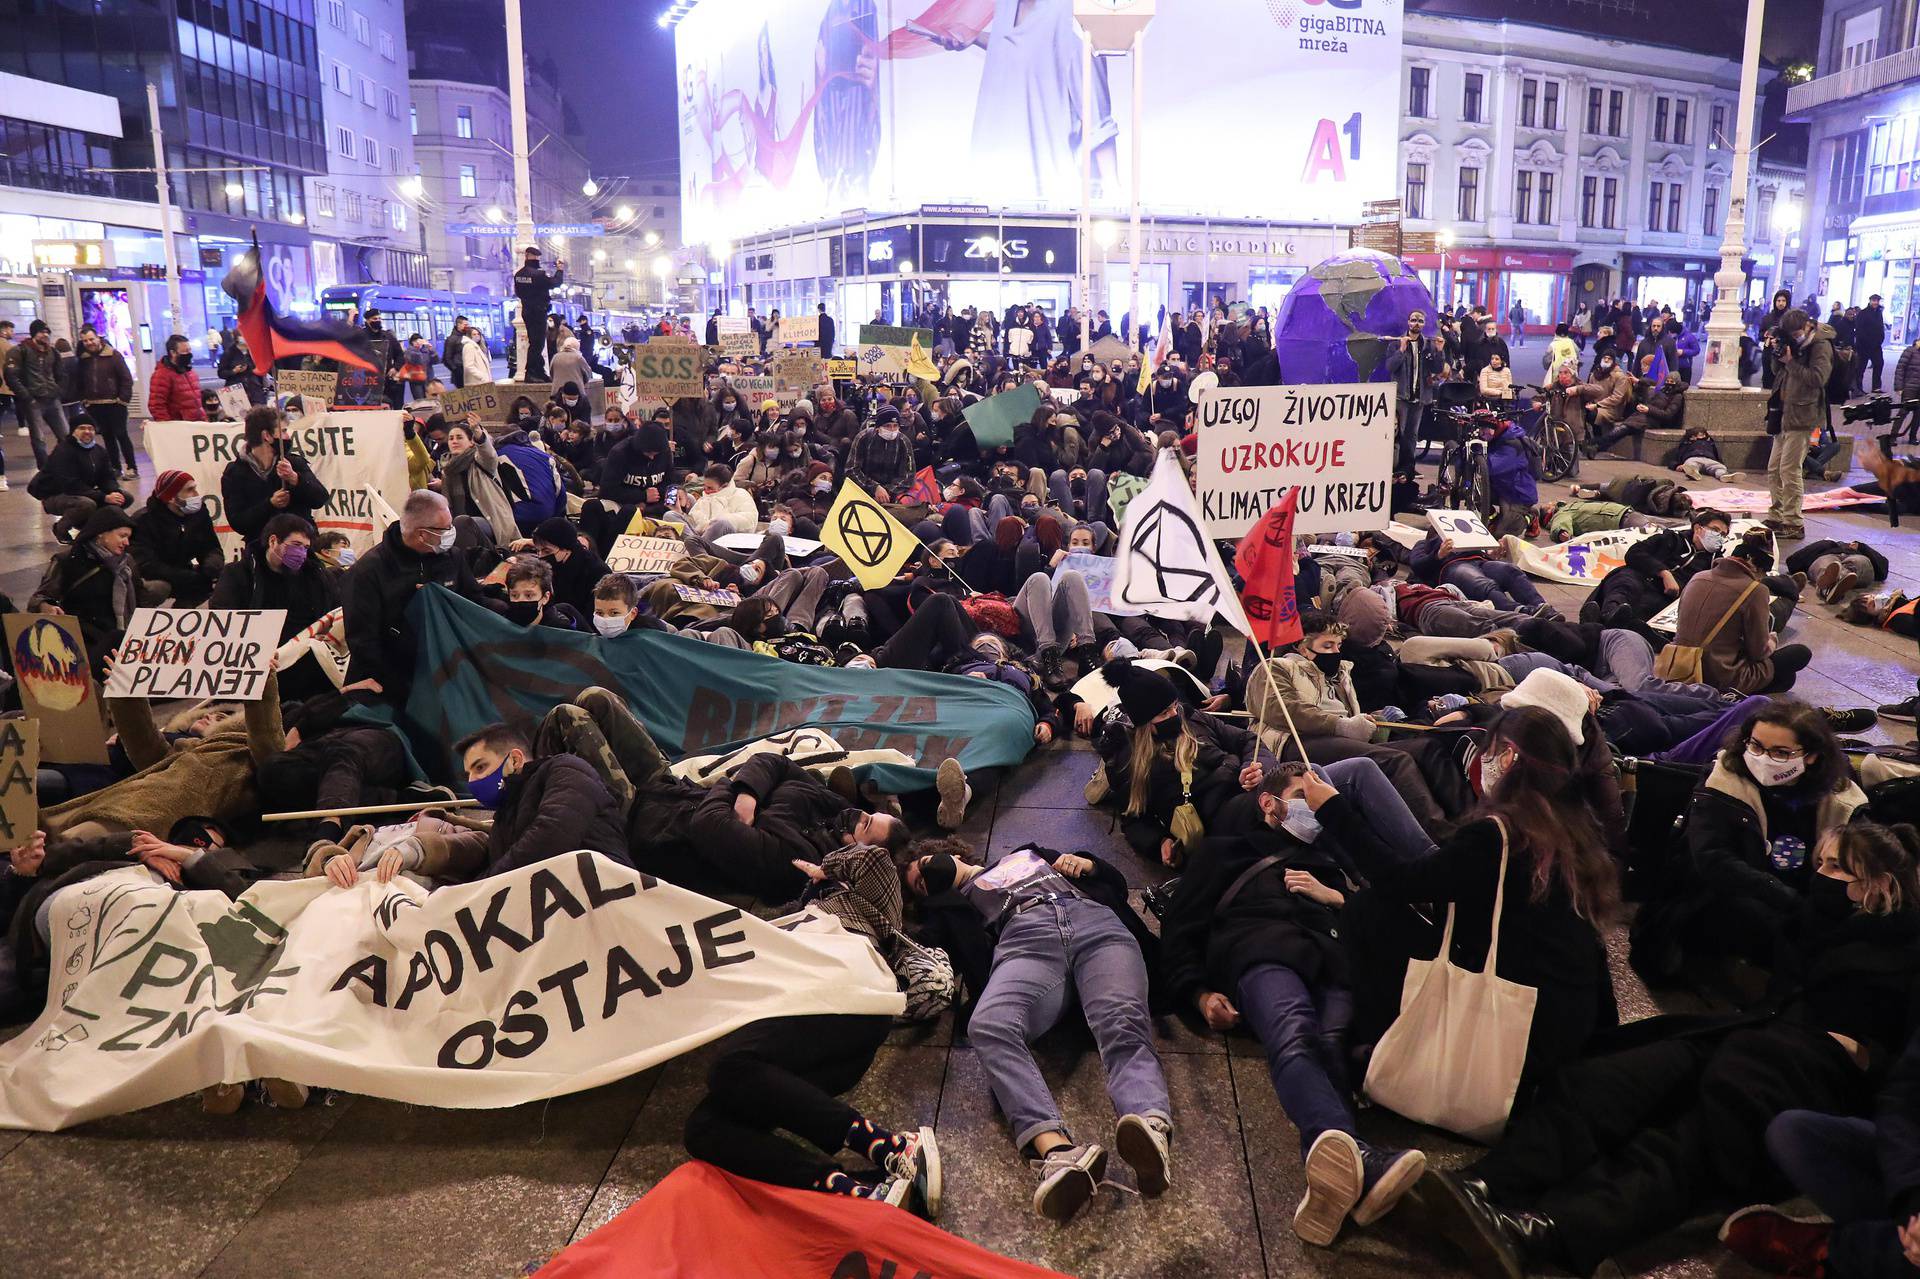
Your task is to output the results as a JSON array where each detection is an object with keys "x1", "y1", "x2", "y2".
[
  {"x1": 1193, "y1": 384, "x2": 1393, "y2": 538},
  {"x1": 105, "y1": 609, "x2": 287, "y2": 701}
]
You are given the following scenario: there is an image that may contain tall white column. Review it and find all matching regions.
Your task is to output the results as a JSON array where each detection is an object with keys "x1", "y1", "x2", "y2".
[
  {"x1": 1561, "y1": 74, "x2": 1587, "y2": 246},
  {"x1": 504, "y1": 0, "x2": 536, "y2": 379},
  {"x1": 1079, "y1": 30, "x2": 1094, "y2": 346},
  {"x1": 1128, "y1": 30, "x2": 1144, "y2": 344},
  {"x1": 146, "y1": 83, "x2": 184, "y2": 341},
  {"x1": 1699, "y1": 0, "x2": 1765, "y2": 390}
]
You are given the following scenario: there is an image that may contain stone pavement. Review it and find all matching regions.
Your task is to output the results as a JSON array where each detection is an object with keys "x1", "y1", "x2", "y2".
[{"x1": 0, "y1": 420, "x2": 1915, "y2": 1278}]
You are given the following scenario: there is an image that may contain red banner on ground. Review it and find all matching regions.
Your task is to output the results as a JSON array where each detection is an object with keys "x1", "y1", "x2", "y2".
[{"x1": 536, "y1": 1162, "x2": 1073, "y2": 1279}]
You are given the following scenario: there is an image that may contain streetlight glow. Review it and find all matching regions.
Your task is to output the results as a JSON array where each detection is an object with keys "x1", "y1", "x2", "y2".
[
  {"x1": 1094, "y1": 222, "x2": 1119, "y2": 249},
  {"x1": 399, "y1": 175, "x2": 424, "y2": 199},
  {"x1": 582, "y1": 177, "x2": 599, "y2": 197},
  {"x1": 644, "y1": 230, "x2": 660, "y2": 246},
  {"x1": 224, "y1": 181, "x2": 245, "y2": 198},
  {"x1": 615, "y1": 204, "x2": 634, "y2": 221},
  {"x1": 485, "y1": 206, "x2": 505, "y2": 223},
  {"x1": 624, "y1": 258, "x2": 637, "y2": 270},
  {"x1": 652, "y1": 255, "x2": 672, "y2": 276},
  {"x1": 1437, "y1": 229, "x2": 1455, "y2": 247},
  {"x1": 898, "y1": 260, "x2": 914, "y2": 274},
  {"x1": 593, "y1": 248, "x2": 607, "y2": 263}
]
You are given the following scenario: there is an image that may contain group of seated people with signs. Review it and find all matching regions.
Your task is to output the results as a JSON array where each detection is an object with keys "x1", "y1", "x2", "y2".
[{"x1": 1, "y1": 325, "x2": 1919, "y2": 1279}]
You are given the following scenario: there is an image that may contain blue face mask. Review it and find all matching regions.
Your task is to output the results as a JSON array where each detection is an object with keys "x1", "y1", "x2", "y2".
[
  {"x1": 76, "y1": 435, "x2": 99, "y2": 449},
  {"x1": 467, "y1": 756, "x2": 513, "y2": 808},
  {"x1": 1281, "y1": 798, "x2": 1322, "y2": 843}
]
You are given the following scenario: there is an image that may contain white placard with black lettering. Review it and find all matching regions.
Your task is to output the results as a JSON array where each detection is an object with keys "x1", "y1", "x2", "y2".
[
  {"x1": 1430, "y1": 508, "x2": 1497, "y2": 550},
  {"x1": 604, "y1": 535, "x2": 686, "y2": 575},
  {"x1": 1193, "y1": 384, "x2": 1394, "y2": 538},
  {"x1": 105, "y1": 608, "x2": 287, "y2": 701}
]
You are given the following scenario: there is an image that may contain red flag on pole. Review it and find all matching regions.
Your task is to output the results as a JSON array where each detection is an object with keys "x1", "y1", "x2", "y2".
[
  {"x1": 902, "y1": 465, "x2": 941, "y2": 507},
  {"x1": 1234, "y1": 488, "x2": 1302, "y2": 649}
]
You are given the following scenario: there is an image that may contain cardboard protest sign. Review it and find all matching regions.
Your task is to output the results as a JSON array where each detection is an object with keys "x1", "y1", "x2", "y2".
[
  {"x1": 0, "y1": 719, "x2": 39, "y2": 848},
  {"x1": 775, "y1": 314, "x2": 819, "y2": 346},
  {"x1": 1429, "y1": 508, "x2": 1497, "y2": 550},
  {"x1": 962, "y1": 382, "x2": 1045, "y2": 450},
  {"x1": 772, "y1": 352, "x2": 824, "y2": 398},
  {"x1": 1087, "y1": 335, "x2": 1131, "y2": 364},
  {"x1": 3, "y1": 615, "x2": 107, "y2": 766},
  {"x1": 439, "y1": 381, "x2": 509, "y2": 421},
  {"x1": 276, "y1": 368, "x2": 338, "y2": 406},
  {"x1": 604, "y1": 535, "x2": 687, "y2": 575},
  {"x1": 718, "y1": 330, "x2": 759, "y2": 360},
  {"x1": 0, "y1": 855, "x2": 904, "y2": 1131},
  {"x1": 853, "y1": 324, "x2": 935, "y2": 377},
  {"x1": 673, "y1": 583, "x2": 742, "y2": 607},
  {"x1": 330, "y1": 362, "x2": 384, "y2": 407},
  {"x1": 725, "y1": 374, "x2": 776, "y2": 403},
  {"x1": 1503, "y1": 527, "x2": 1656, "y2": 584},
  {"x1": 825, "y1": 358, "x2": 857, "y2": 380},
  {"x1": 215, "y1": 384, "x2": 252, "y2": 421},
  {"x1": 146, "y1": 411, "x2": 410, "y2": 555},
  {"x1": 1193, "y1": 384, "x2": 1393, "y2": 537},
  {"x1": 631, "y1": 341, "x2": 704, "y2": 400},
  {"x1": 104, "y1": 609, "x2": 286, "y2": 701}
]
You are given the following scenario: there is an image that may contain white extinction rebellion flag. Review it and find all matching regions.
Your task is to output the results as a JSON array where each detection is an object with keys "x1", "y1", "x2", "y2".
[{"x1": 0, "y1": 853, "x2": 904, "y2": 1132}]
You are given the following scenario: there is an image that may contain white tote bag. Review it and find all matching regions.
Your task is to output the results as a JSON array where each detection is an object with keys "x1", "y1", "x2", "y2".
[{"x1": 1362, "y1": 817, "x2": 1539, "y2": 1143}]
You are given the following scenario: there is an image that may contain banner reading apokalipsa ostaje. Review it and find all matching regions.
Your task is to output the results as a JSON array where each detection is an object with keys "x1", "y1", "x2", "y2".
[
  {"x1": 1194, "y1": 384, "x2": 1393, "y2": 538},
  {"x1": 145, "y1": 411, "x2": 410, "y2": 556},
  {"x1": 0, "y1": 854, "x2": 903, "y2": 1131}
]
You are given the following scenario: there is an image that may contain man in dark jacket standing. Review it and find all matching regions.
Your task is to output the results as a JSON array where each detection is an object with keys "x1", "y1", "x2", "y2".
[
  {"x1": 4, "y1": 319, "x2": 70, "y2": 468},
  {"x1": 817, "y1": 302, "x2": 836, "y2": 358},
  {"x1": 132, "y1": 469, "x2": 222, "y2": 605},
  {"x1": 339, "y1": 489, "x2": 493, "y2": 699},
  {"x1": 1856, "y1": 293, "x2": 1888, "y2": 395},
  {"x1": 73, "y1": 326, "x2": 135, "y2": 481},
  {"x1": 30, "y1": 414, "x2": 128, "y2": 542},
  {"x1": 1385, "y1": 311, "x2": 1434, "y2": 476},
  {"x1": 220, "y1": 405, "x2": 330, "y2": 544},
  {"x1": 513, "y1": 247, "x2": 563, "y2": 382},
  {"x1": 360, "y1": 309, "x2": 406, "y2": 409}
]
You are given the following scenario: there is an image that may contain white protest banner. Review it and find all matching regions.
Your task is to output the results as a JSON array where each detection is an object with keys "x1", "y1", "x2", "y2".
[
  {"x1": 605, "y1": 535, "x2": 687, "y2": 575},
  {"x1": 276, "y1": 368, "x2": 338, "y2": 406},
  {"x1": 716, "y1": 532, "x2": 824, "y2": 559},
  {"x1": 0, "y1": 719, "x2": 38, "y2": 848},
  {"x1": 215, "y1": 384, "x2": 252, "y2": 421},
  {"x1": 1193, "y1": 384, "x2": 1393, "y2": 538},
  {"x1": 1429, "y1": 508, "x2": 1496, "y2": 550},
  {"x1": 145, "y1": 411, "x2": 410, "y2": 555},
  {"x1": 632, "y1": 341, "x2": 705, "y2": 400},
  {"x1": 1054, "y1": 550, "x2": 1143, "y2": 617},
  {"x1": 776, "y1": 314, "x2": 820, "y2": 346},
  {"x1": 104, "y1": 609, "x2": 286, "y2": 701},
  {"x1": 0, "y1": 854, "x2": 903, "y2": 1131},
  {"x1": 1503, "y1": 527, "x2": 1656, "y2": 584}
]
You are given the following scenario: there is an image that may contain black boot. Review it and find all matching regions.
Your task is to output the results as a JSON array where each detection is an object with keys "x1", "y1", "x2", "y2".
[{"x1": 1418, "y1": 1170, "x2": 1565, "y2": 1279}]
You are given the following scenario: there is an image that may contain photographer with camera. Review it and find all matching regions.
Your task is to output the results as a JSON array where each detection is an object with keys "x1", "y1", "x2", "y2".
[{"x1": 1766, "y1": 309, "x2": 1833, "y2": 540}]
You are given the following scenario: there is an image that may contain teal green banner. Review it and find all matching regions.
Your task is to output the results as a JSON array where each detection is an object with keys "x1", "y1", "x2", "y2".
[
  {"x1": 962, "y1": 382, "x2": 1044, "y2": 450},
  {"x1": 389, "y1": 587, "x2": 1036, "y2": 793}
]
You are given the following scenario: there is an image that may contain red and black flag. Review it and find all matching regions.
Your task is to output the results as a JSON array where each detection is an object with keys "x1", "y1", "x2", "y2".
[{"x1": 220, "y1": 243, "x2": 378, "y2": 372}]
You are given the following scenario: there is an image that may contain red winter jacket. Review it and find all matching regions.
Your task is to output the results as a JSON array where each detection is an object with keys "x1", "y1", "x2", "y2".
[{"x1": 147, "y1": 361, "x2": 205, "y2": 421}]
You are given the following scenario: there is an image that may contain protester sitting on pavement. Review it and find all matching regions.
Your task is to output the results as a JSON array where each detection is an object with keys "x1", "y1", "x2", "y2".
[
  {"x1": 131, "y1": 469, "x2": 222, "y2": 606},
  {"x1": 1411, "y1": 821, "x2": 1920, "y2": 1279},
  {"x1": 439, "y1": 420, "x2": 522, "y2": 546},
  {"x1": 902, "y1": 840, "x2": 1173, "y2": 1223},
  {"x1": 1715, "y1": 825, "x2": 1920, "y2": 1279},
  {"x1": 1162, "y1": 758, "x2": 1430, "y2": 1247},
  {"x1": 1094, "y1": 658, "x2": 1277, "y2": 867},
  {"x1": 526, "y1": 516, "x2": 610, "y2": 617},
  {"x1": 1292, "y1": 706, "x2": 1620, "y2": 1106},
  {"x1": 1670, "y1": 530, "x2": 1812, "y2": 694},
  {"x1": 687, "y1": 461, "x2": 761, "y2": 536},
  {"x1": 1630, "y1": 698, "x2": 1867, "y2": 982},
  {"x1": 340, "y1": 490, "x2": 497, "y2": 699},
  {"x1": 209, "y1": 512, "x2": 342, "y2": 699},
  {"x1": 28, "y1": 506, "x2": 137, "y2": 675},
  {"x1": 30, "y1": 414, "x2": 128, "y2": 544},
  {"x1": 495, "y1": 554, "x2": 584, "y2": 632}
]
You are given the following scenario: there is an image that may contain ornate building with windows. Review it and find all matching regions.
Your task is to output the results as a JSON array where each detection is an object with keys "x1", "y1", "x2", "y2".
[{"x1": 1397, "y1": 0, "x2": 1799, "y2": 335}]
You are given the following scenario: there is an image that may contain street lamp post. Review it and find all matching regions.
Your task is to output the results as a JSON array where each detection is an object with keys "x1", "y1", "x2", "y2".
[
  {"x1": 503, "y1": 0, "x2": 536, "y2": 380},
  {"x1": 1699, "y1": 0, "x2": 1766, "y2": 390},
  {"x1": 145, "y1": 83, "x2": 185, "y2": 342},
  {"x1": 1437, "y1": 229, "x2": 1454, "y2": 312}
]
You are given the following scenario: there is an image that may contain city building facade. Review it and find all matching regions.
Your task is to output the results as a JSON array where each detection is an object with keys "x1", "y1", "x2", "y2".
[
  {"x1": 1787, "y1": 0, "x2": 1920, "y2": 344},
  {"x1": 306, "y1": 0, "x2": 425, "y2": 292}
]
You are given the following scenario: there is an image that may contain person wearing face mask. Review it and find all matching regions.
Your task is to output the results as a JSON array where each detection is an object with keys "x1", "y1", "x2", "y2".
[
  {"x1": 339, "y1": 490, "x2": 496, "y2": 699},
  {"x1": 1671, "y1": 530, "x2": 1812, "y2": 693},
  {"x1": 28, "y1": 505, "x2": 140, "y2": 676},
  {"x1": 131, "y1": 469, "x2": 222, "y2": 605},
  {"x1": 209, "y1": 512, "x2": 343, "y2": 698},
  {"x1": 220, "y1": 406, "x2": 329, "y2": 544},
  {"x1": 1139, "y1": 365, "x2": 1190, "y2": 433},
  {"x1": 1717, "y1": 823, "x2": 1920, "y2": 1279},
  {"x1": 359, "y1": 308, "x2": 407, "y2": 409},
  {"x1": 1300, "y1": 707, "x2": 1620, "y2": 1138},
  {"x1": 847, "y1": 406, "x2": 915, "y2": 501},
  {"x1": 1094, "y1": 659, "x2": 1278, "y2": 868},
  {"x1": 524, "y1": 516, "x2": 610, "y2": 616},
  {"x1": 685, "y1": 752, "x2": 909, "y2": 902},
  {"x1": 29, "y1": 414, "x2": 129, "y2": 543},
  {"x1": 733, "y1": 429, "x2": 790, "y2": 492},
  {"x1": 1159, "y1": 759, "x2": 1431, "y2": 1246},
  {"x1": 1566, "y1": 351, "x2": 1635, "y2": 451},
  {"x1": 1245, "y1": 611, "x2": 1456, "y2": 832},
  {"x1": 1634, "y1": 699, "x2": 1866, "y2": 980},
  {"x1": 422, "y1": 723, "x2": 629, "y2": 881},
  {"x1": 495, "y1": 554, "x2": 584, "y2": 631},
  {"x1": 1417, "y1": 815, "x2": 1920, "y2": 1279},
  {"x1": 313, "y1": 531, "x2": 356, "y2": 572}
]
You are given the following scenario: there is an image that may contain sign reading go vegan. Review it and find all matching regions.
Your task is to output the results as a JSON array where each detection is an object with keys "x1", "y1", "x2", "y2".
[{"x1": 105, "y1": 608, "x2": 286, "y2": 701}]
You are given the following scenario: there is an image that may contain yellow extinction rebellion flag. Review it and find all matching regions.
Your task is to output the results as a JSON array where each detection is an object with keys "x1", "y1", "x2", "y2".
[{"x1": 821, "y1": 478, "x2": 918, "y2": 590}]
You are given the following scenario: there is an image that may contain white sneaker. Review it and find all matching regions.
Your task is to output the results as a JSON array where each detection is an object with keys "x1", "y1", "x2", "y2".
[
  {"x1": 1294, "y1": 1130, "x2": 1365, "y2": 1247},
  {"x1": 1031, "y1": 1142, "x2": 1107, "y2": 1221},
  {"x1": 0, "y1": 476, "x2": 11, "y2": 491},
  {"x1": 883, "y1": 1125, "x2": 943, "y2": 1219}
]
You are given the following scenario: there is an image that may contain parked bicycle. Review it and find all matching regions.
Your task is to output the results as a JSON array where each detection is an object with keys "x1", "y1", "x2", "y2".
[{"x1": 1519, "y1": 382, "x2": 1582, "y2": 482}]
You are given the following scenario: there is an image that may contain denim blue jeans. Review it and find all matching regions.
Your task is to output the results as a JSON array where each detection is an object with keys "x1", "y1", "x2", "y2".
[
  {"x1": 1767, "y1": 1110, "x2": 1918, "y2": 1278},
  {"x1": 1319, "y1": 756, "x2": 1437, "y2": 863},
  {"x1": 969, "y1": 894, "x2": 1171, "y2": 1151},
  {"x1": 1237, "y1": 961, "x2": 1356, "y2": 1158},
  {"x1": 1442, "y1": 559, "x2": 1546, "y2": 611}
]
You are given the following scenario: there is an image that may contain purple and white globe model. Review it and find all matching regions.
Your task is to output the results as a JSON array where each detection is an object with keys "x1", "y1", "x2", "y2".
[{"x1": 1272, "y1": 248, "x2": 1437, "y2": 385}]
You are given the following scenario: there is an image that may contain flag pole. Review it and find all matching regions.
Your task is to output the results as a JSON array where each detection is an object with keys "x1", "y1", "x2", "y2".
[{"x1": 1242, "y1": 630, "x2": 1312, "y2": 769}]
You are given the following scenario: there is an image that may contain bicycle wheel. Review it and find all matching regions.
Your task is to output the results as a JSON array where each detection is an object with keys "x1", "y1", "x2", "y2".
[
  {"x1": 1543, "y1": 418, "x2": 1580, "y2": 482},
  {"x1": 1468, "y1": 461, "x2": 1492, "y2": 518},
  {"x1": 1434, "y1": 445, "x2": 1458, "y2": 504}
]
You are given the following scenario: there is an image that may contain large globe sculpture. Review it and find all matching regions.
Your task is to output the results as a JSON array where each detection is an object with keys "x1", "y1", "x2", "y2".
[{"x1": 1272, "y1": 248, "x2": 1436, "y2": 385}]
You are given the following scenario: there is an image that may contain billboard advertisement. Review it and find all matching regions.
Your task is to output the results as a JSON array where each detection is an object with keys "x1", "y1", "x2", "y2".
[{"x1": 675, "y1": 0, "x2": 1403, "y2": 243}]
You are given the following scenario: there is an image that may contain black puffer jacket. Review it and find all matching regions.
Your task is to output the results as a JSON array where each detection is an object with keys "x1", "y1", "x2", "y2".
[
  {"x1": 1160, "y1": 831, "x2": 1349, "y2": 1010},
  {"x1": 1096, "y1": 708, "x2": 1268, "y2": 860},
  {"x1": 339, "y1": 523, "x2": 492, "y2": 694},
  {"x1": 30, "y1": 435, "x2": 124, "y2": 503},
  {"x1": 220, "y1": 450, "x2": 330, "y2": 543},
  {"x1": 480, "y1": 753, "x2": 630, "y2": 879}
]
